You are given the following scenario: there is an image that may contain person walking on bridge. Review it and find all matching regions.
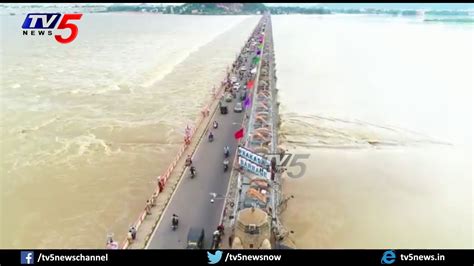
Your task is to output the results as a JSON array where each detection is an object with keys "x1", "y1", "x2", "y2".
[
  {"x1": 185, "y1": 155, "x2": 192, "y2": 166},
  {"x1": 157, "y1": 175, "x2": 164, "y2": 193}
]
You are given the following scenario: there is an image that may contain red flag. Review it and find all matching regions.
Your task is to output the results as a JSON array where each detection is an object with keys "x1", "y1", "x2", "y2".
[
  {"x1": 234, "y1": 128, "x2": 244, "y2": 139},
  {"x1": 247, "y1": 80, "x2": 254, "y2": 89}
]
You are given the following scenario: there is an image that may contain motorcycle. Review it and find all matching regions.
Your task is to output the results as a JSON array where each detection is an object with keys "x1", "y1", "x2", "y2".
[
  {"x1": 223, "y1": 159, "x2": 229, "y2": 172},
  {"x1": 224, "y1": 149, "x2": 229, "y2": 158},
  {"x1": 171, "y1": 216, "x2": 179, "y2": 231},
  {"x1": 190, "y1": 167, "x2": 196, "y2": 179},
  {"x1": 208, "y1": 133, "x2": 214, "y2": 142},
  {"x1": 213, "y1": 121, "x2": 218, "y2": 129},
  {"x1": 212, "y1": 231, "x2": 221, "y2": 249}
]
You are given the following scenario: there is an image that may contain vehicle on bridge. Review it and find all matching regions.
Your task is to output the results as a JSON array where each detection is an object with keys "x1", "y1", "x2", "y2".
[
  {"x1": 240, "y1": 91, "x2": 247, "y2": 101},
  {"x1": 233, "y1": 82, "x2": 240, "y2": 90},
  {"x1": 219, "y1": 100, "x2": 228, "y2": 114},
  {"x1": 171, "y1": 214, "x2": 179, "y2": 231},
  {"x1": 234, "y1": 102, "x2": 243, "y2": 113},
  {"x1": 220, "y1": 105, "x2": 228, "y2": 114},
  {"x1": 223, "y1": 158, "x2": 229, "y2": 172},
  {"x1": 225, "y1": 93, "x2": 232, "y2": 102},
  {"x1": 186, "y1": 227, "x2": 205, "y2": 249}
]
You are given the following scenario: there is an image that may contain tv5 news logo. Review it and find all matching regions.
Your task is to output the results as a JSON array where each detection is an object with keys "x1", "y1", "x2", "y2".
[{"x1": 22, "y1": 13, "x2": 83, "y2": 44}]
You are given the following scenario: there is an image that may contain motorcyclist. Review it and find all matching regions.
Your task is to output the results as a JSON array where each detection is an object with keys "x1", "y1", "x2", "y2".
[
  {"x1": 172, "y1": 214, "x2": 179, "y2": 226},
  {"x1": 212, "y1": 229, "x2": 221, "y2": 249},
  {"x1": 224, "y1": 146, "x2": 230, "y2": 157},
  {"x1": 213, "y1": 121, "x2": 218, "y2": 128},
  {"x1": 217, "y1": 224, "x2": 225, "y2": 235},
  {"x1": 190, "y1": 166, "x2": 196, "y2": 177},
  {"x1": 223, "y1": 159, "x2": 229, "y2": 171},
  {"x1": 213, "y1": 229, "x2": 221, "y2": 239},
  {"x1": 208, "y1": 131, "x2": 214, "y2": 141}
]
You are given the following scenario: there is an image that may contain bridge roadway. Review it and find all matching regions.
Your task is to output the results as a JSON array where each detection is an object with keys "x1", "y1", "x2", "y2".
[{"x1": 146, "y1": 52, "x2": 254, "y2": 249}]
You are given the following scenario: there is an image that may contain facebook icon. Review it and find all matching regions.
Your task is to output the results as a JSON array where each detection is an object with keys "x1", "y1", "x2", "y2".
[{"x1": 21, "y1": 251, "x2": 34, "y2": 264}]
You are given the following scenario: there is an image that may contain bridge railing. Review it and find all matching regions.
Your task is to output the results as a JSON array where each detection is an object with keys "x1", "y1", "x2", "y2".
[{"x1": 116, "y1": 73, "x2": 228, "y2": 250}]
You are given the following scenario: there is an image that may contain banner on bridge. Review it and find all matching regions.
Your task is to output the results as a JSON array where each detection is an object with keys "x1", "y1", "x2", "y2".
[
  {"x1": 238, "y1": 156, "x2": 270, "y2": 179},
  {"x1": 238, "y1": 146, "x2": 270, "y2": 168}
]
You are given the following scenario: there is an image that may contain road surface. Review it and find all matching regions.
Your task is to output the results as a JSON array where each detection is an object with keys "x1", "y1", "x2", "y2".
[{"x1": 146, "y1": 53, "x2": 253, "y2": 249}]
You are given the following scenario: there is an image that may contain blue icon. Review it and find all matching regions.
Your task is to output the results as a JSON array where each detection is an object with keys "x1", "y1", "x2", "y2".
[
  {"x1": 207, "y1": 250, "x2": 223, "y2": 264},
  {"x1": 21, "y1": 251, "x2": 35, "y2": 264},
  {"x1": 381, "y1": 250, "x2": 396, "y2": 264}
]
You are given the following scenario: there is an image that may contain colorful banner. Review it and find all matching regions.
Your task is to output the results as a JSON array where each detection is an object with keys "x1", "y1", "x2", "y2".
[
  {"x1": 247, "y1": 80, "x2": 254, "y2": 89},
  {"x1": 239, "y1": 157, "x2": 270, "y2": 179},
  {"x1": 238, "y1": 146, "x2": 270, "y2": 168},
  {"x1": 252, "y1": 56, "x2": 260, "y2": 65},
  {"x1": 243, "y1": 97, "x2": 251, "y2": 109}
]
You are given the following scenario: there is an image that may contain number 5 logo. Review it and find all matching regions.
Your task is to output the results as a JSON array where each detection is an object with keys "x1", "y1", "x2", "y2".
[
  {"x1": 267, "y1": 153, "x2": 310, "y2": 179},
  {"x1": 286, "y1": 154, "x2": 309, "y2": 179},
  {"x1": 54, "y1": 14, "x2": 82, "y2": 44}
]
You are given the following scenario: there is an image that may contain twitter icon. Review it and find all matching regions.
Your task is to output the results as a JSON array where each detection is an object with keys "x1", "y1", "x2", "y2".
[{"x1": 207, "y1": 250, "x2": 223, "y2": 264}]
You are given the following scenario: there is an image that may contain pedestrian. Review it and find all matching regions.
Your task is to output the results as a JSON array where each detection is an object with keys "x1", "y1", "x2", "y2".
[
  {"x1": 131, "y1": 226, "x2": 137, "y2": 240},
  {"x1": 157, "y1": 175, "x2": 162, "y2": 187},
  {"x1": 106, "y1": 238, "x2": 118, "y2": 249},
  {"x1": 184, "y1": 136, "x2": 191, "y2": 146},
  {"x1": 151, "y1": 191, "x2": 158, "y2": 206},
  {"x1": 158, "y1": 180, "x2": 164, "y2": 193},
  {"x1": 127, "y1": 227, "x2": 134, "y2": 242},
  {"x1": 145, "y1": 200, "x2": 152, "y2": 215}
]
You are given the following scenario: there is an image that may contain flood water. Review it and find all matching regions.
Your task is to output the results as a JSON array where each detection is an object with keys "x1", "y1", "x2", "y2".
[
  {"x1": 0, "y1": 11, "x2": 472, "y2": 249},
  {"x1": 0, "y1": 13, "x2": 259, "y2": 248},
  {"x1": 273, "y1": 14, "x2": 473, "y2": 248}
]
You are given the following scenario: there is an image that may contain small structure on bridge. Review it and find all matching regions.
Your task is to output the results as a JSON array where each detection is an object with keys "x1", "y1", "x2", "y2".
[{"x1": 232, "y1": 207, "x2": 271, "y2": 249}]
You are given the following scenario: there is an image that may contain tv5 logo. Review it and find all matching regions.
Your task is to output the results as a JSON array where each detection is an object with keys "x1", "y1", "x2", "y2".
[{"x1": 22, "y1": 13, "x2": 83, "y2": 44}]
